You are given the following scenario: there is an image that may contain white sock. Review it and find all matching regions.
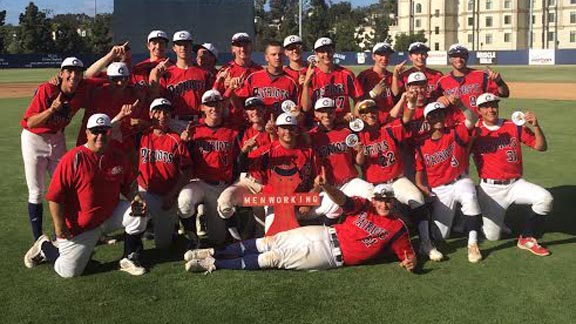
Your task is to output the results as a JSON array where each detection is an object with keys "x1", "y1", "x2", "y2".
[{"x1": 468, "y1": 230, "x2": 478, "y2": 245}]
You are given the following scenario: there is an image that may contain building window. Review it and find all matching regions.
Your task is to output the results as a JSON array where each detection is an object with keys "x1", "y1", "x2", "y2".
[
  {"x1": 435, "y1": 26, "x2": 440, "y2": 34},
  {"x1": 486, "y1": 0, "x2": 493, "y2": 10},
  {"x1": 533, "y1": 15, "x2": 536, "y2": 24},
  {"x1": 486, "y1": 34, "x2": 493, "y2": 44},
  {"x1": 415, "y1": 3, "x2": 422, "y2": 14},
  {"x1": 415, "y1": 19, "x2": 421, "y2": 28},
  {"x1": 504, "y1": 33, "x2": 511, "y2": 42},
  {"x1": 548, "y1": 12, "x2": 555, "y2": 23},
  {"x1": 504, "y1": 15, "x2": 511, "y2": 24},
  {"x1": 572, "y1": 0, "x2": 576, "y2": 5},
  {"x1": 435, "y1": 43, "x2": 439, "y2": 51},
  {"x1": 468, "y1": 17, "x2": 474, "y2": 26},
  {"x1": 504, "y1": 0, "x2": 512, "y2": 9},
  {"x1": 468, "y1": 34, "x2": 474, "y2": 43},
  {"x1": 549, "y1": 0, "x2": 556, "y2": 6},
  {"x1": 571, "y1": 12, "x2": 576, "y2": 24},
  {"x1": 570, "y1": 31, "x2": 576, "y2": 43},
  {"x1": 468, "y1": 0, "x2": 474, "y2": 11},
  {"x1": 548, "y1": 31, "x2": 555, "y2": 42},
  {"x1": 435, "y1": 9, "x2": 440, "y2": 17},
  {"x1": 486, "y1": 16, "x2": 493, "y2": 27}
]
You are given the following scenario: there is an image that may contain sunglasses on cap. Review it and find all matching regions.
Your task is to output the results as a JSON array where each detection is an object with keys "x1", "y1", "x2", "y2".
[{"x1": 89, "y1": 127, "x2": 111, "y2": 135}]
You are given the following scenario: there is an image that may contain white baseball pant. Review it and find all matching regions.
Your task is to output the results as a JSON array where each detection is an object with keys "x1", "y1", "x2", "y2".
[
  {"x1": 478, "y1": 178, "x2": 553, "y2": 241},
  {"x1": 390, "y1": 176, "x2": 426, "y2": 209},
  {"x1": 178, "y1": 180, "x2": 228, "y2": 245},
  {"x1": 53, "y1": 201, "x2": 146, "y2": 278},
  {"x1": 217, "y1": 174, "x2": 264, "y2": 219},
  {"x1": 21, "y1": 129, "x2": 66, "y2": 204},
  {"x1": 257, "y1": 226, "x2": 341, "y2": 270},
  {"x1": 430, "y1": 175, "x2": 481, "y2": 239}
]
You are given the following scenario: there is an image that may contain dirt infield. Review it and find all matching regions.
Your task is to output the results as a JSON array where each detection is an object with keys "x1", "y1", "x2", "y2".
[{"x1": 0, "y1": 81, "x2": 574, "y2": 100}]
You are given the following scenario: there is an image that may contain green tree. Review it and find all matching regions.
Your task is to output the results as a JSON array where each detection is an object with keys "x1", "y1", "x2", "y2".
[
  {"x1": 52, "y1": 20, "x2": 89, "y2": 55},
  {"x1": 393, "y1": 30, "x2": 427, "y2": 51},
  {"x1": 89, "y1": 14, "x2": 112, "y2": 55},
  {"x1": 303, "y1": 0, "x2": 330, "y2": 49},
  {"x1": 19, "y1": 2, "x2": 54, "y2": 53}
]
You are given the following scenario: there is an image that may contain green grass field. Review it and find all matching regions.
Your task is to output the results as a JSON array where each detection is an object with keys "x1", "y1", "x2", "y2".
[{"x1": 1, "y1": 68, "x2": 575, "y2": 323}]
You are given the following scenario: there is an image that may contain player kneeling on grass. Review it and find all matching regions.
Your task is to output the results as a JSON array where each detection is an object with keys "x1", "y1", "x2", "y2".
[
  {"x1": 472, "y1": 93, "x2": 553, "y2": 256},
  {"x1": 414, "y1": 101, "x2": 484, "y2": 263},
  {"x1": 184, "y1": 179, "x2": 416, "y2": 274},
  {"x1": 24, "y1": 114, "x2": 149, "y2": 277}
]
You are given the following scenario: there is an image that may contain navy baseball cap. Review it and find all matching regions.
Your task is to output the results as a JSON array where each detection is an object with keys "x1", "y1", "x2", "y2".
[
  {"x1": 448, "y1": 44, "x2": 469, "y2": 57},
  {"x1": 408, "y1": 42, "x2": 430, "y2": 53}
]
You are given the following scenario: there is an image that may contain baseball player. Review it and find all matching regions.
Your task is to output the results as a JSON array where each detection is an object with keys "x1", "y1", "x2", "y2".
[
  {"x1": 472, "y1": 93, "x2": 553, "y2": 256},
  {"x1": 131, "y1": 30, "x2": 170, "y2": 87},
  {"x1": 233, "y1": 41, "x2": 299, "y2": 118},
  {"x1": 178, "y1": 89, "x2": 241, "y2": 248},
  {"x1": 307, "y1": 97, "x2": 373, "y2": 224},
  {"x1": 414, "y1": 101, "x2": 483, "y2": 263},
  {"x1": 217, "y1": 96, "x2": 274, "y2": 240},
  {"x1": 85, "y1": 42, "x2": 131, "y2": 80},
  {"x1": 184, "y1": 183, "x2": 416, "y2": 273},
  {"x1": 23, "y1": 114, "x2": 148, "y2": 277},
  {"x1": 149, "y1": 30, "x2": 210, "y2": 133},
  {"x1": 391, "y1": 42, "x2": 443, "y2": 99},
  {"x1": 435, "y1": 44, "x2": 509, "y2": 114},
  {"x1": 193, "y1": 43, "x2": 219, "y2": 81},
  {"x1": 301, "y1": 37, "x2": 364, "y2": 123},
  {"x1": 20, "y1": 57, "x2": 98, "y2": 240},
  {"x1": 357, "y1": 42, "x2": 396, "y2": 123},
  {"x1": 355, "y1": 98, "x2": 442, "y2": 261},
  {"x1": 282, "y1": 35, "x2": 307, "y2": 84}
]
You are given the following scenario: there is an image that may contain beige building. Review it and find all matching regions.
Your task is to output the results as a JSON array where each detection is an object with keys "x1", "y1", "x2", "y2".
[{"x1": 388, "y1": 0, "x2": 576, "y2": 50}]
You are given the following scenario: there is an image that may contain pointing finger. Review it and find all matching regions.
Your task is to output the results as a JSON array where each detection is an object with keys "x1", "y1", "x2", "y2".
[
  {"x1": 132, "y1": 98, "x2": 140, "y2": 106},
  {"x1": 122, "y1": 41, "x2": 129, "y2": 48}
]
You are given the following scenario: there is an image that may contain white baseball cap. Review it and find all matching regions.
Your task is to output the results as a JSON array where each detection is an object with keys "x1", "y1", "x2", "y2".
[
  {"x1": 60, "y1": 57, "x2": 84, "y2": 70},
  {"x1": 373, "y1": 184, "x2": 395, "y2": 199},
  {"x1": 407, "y1": 71, "x2": 427, "y2": 85},
  {"x1": 275, "y1": 113, "x2": 298, "y2": 126},
  {"x1": 314, "y1": 37, "x2": 334, "y2": 51},
  {"x1": 86, "y1": 113, "x2": 111, "y2": 129},
  {"x1": 283, "y1": 35, "x2": 303, "y2": 48},
  {"x1": 231, "y1": 32, "x2": 251, "y2": 45},
  {"x1": 476, "y1": 93, "x2": 500, "y2": 107},
  {"x1": 314, "y1": 97, "x2": 335, "y2": 110},
  {"x1": 372, "y1": 42, "x2": 394, "y2": 55},
  {"x1": 408, "y1": 41, "x2": 430, "y2": 53},
  {"x1": 149, "y1": 98, "x2": 172, "y2": 111},
  {"x1": 193, "y1": 43, "x2": 218, "y2": 58},
  {"x1": 173, "y1": 30, "x2": 193, "y2": 42},
  {"x1": 424, "y1": 102, "x2": 446, "y2": 118},
  {"x1": 106, "y1": 62, "x2": 130, "y2": 77},
  {"x1": 244, "y1": 96, "x2": 264, "y2": 108},
  {"x1": 147, "y1": 30, "x2": 169, "y2": 43},
  {"x1": 201, "y1": 89, "x2": 223, "y2": 104}
]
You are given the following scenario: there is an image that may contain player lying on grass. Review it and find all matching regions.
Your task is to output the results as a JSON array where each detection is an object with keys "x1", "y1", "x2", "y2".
[
  {"x1": 471, "y1": 93, "x2": 553, "y2": 256},
  {"x1": 184, "y1": 179, "x2": 417, "y2": 273}
]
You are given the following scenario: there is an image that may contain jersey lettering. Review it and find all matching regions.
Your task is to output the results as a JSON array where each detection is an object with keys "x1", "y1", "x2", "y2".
[
  {"x1": 424, "y1": 142, "x2": 455, "y2": 167},
  {"x1": 353, "y1": 213, "x2": 389, "y2": 247},
  {"x1": 140, "y1": 148, "x2": 175, "y2": 163}
]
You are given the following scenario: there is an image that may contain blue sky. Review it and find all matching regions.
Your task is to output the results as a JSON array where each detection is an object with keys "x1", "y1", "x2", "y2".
[{"x1": 1, "y1": 0, "x2": 379, "y2": 25}]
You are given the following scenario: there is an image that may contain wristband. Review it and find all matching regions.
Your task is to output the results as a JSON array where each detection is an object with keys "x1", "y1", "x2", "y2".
[
  {"x1": 407, "y1": 102, "x2": 416, "y2": 110},
  {"x1": 369, "y1": 90, "x2": 377, "y2": 99}
]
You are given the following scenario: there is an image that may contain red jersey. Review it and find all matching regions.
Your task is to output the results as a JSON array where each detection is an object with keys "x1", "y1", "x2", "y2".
[
  {"x1": 249, "y1": 141, "x2": 318, "y2": 193},
  {"x1": 236, "y1": 69, "x2": 299, "y2": 116},
  {"x1": 241, "y1": 127, "x2": 273, "y2": 182},
  {"x1": 189, "y1": 123, "x2": 240, "y2": 184},
  {"x1": 415, "y1": 124, "x2": 472, "y2": 188},
  {"x1": 132, "y1": 58, "x2": 162, "y2": 87},
  {"x1": 46, "y1": 145, "x2": 134, "y2": 237},
  {"x1": 21, "y1": 81, "x2": 95, "y2": 134},
  {"x1": 435, "y1": 69, "x2": 499, "y2": 114},
  {"x1": 334, "y1": 197, "x2": 414, "y2": 266},
  {"x1": 304, "y1": 65, "x2": 364, "y2": 121},
  {"x1": 398, "y1": 67, "x2": 443, "y2": 99},
  {"x1": 404, "y1": 105, "x2": 465, "y2": 142},
  {"x1": 309, "y1": 125, "x2": 358, "y2": 186},
  {"x1": 472, "y1": 120, "x2": 536, "y2": 180},
  {"x1": 357, "y1": 68, "x2": 395, "y2": 123},
  {"x1": 359, "y1": 121, "x2": 411, "y2": 183},
  {"x1": 283, "y1": 65, "x2": 305, "y2": 83},
  {"x1": 160, "y1": 65, "x2": 210, "y2": 118},
  {"x1": 138, "y1": 130, "x2": 192, "y2": 195}
]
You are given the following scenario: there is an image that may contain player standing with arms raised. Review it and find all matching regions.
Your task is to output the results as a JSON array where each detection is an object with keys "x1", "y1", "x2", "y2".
[{"x1": 472, "y1": 93, "x2": 553, "y2": 256}]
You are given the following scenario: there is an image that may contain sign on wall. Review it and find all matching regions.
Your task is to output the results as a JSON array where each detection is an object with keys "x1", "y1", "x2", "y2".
[
  {"x1": 426, "y1": 51, "x2": 447, "y2": 65},
  {"x1": 529, "y1": 49, "x2": 555, "y2": 65},
  {"x1": 476, "y1": 51, "x2": 497, "y2": 65}
]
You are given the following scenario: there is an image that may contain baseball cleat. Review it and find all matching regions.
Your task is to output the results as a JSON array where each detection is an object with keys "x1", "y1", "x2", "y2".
[
  {"x1": 185, "y1": 256, "x2": 216, "y2": 273},
  {"x1": 184, "y1": 248, "x2": 215, "y2": 262},
  {"x1": 517, "y1": 236, "x2": 550, "y2": 256},
  {"x1": 467, "y1": 243, "x2": 483, "y2": 263},
  {"x1": 419, "y1": 242, "x2": 444, "y2": 262},
  {"x1": 119, "y1": 257, "x2": 146, "y2": 276},
  {"x1": 24, "y1": 234, "x2": 49, "y2": 268}
]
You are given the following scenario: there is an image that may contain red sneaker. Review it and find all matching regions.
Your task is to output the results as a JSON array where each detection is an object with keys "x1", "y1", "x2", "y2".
[{"x1": 517, "y1": 236, "x2": 551, "y2": 256}]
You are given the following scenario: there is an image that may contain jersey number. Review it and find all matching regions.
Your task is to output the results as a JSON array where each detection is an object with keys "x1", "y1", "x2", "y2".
[
  {"x1": 469, "y1": 95, "x2": 477, "y2": 107},
  {"x1": 450, "y1": 156, "x2": 459, "y2": 167},
  {"x1": 506, "y1": 150, "x2": 518, "y2": 162},
  {"x1": 378, "y1": 152, "x2": 396, "y2": 168}
]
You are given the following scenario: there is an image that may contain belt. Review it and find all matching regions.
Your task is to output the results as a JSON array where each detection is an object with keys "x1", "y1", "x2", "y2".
[
  {"x1": 482, "y1": 178, "x2": 518, "y2": 185},
  {"x1": 204, "y1": 179, "x2": 229, "y2": 186},
  {"x1": 175, "y1": 115, "x2": 198, "y2": 122},
  {"x1": 328, "y1": 227, "x2": 344, "y2": 267}
]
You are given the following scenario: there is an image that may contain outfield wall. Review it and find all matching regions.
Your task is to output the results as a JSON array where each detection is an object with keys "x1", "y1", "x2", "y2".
[{"x1": 1, "y1": 49, "x2": 575, "y2": 69}]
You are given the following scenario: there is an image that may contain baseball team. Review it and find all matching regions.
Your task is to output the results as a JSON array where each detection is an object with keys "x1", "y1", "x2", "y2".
[{"x1": 21, "y1": 29, "x2": 553, "y2": 277}]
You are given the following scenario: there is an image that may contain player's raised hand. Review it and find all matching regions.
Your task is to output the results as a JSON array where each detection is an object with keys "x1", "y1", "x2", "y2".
[
  {"x1": 50, "y1": 92, "x2": 64, "y2": 112},
  {"x1": 393, "y1": 60, "x2": 408, "y2": 76},
  {"x1": 405, "y1": 88, "x2": 418, "y2": 105},
  {"x1": 485, "y1": 66, "x2": 502, "y2": 82},
  {"x1": 216, "y1": 67, "x2": 230, "y2": 83},
  {"x1": 110, "y1": 41, "x2": 129, "y2": 59},
  {"x1": 370, "y1": 78, "x2": 388, "y2": 98},
  {"x1": 265, "y1": 113, "x2": 276, "y2": 134},
  {"x1": 400, "y1": 250, "x2": 416, "y2": 272},
  {"x1": 523, "y1": 111, "x2": 539, "y2": 127},
  {"x1": 242, "y1": 134, "x2": 259, "y2": 153},
  {"x1": 303, "y1": 63, "x2": 315, "y2": 86},
  {"x1": 180, "y1": 121, "x2": 194, "y2": 142},
  {"x1": 155, "y1": 57, "x2": 171, "y2": 75}
]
